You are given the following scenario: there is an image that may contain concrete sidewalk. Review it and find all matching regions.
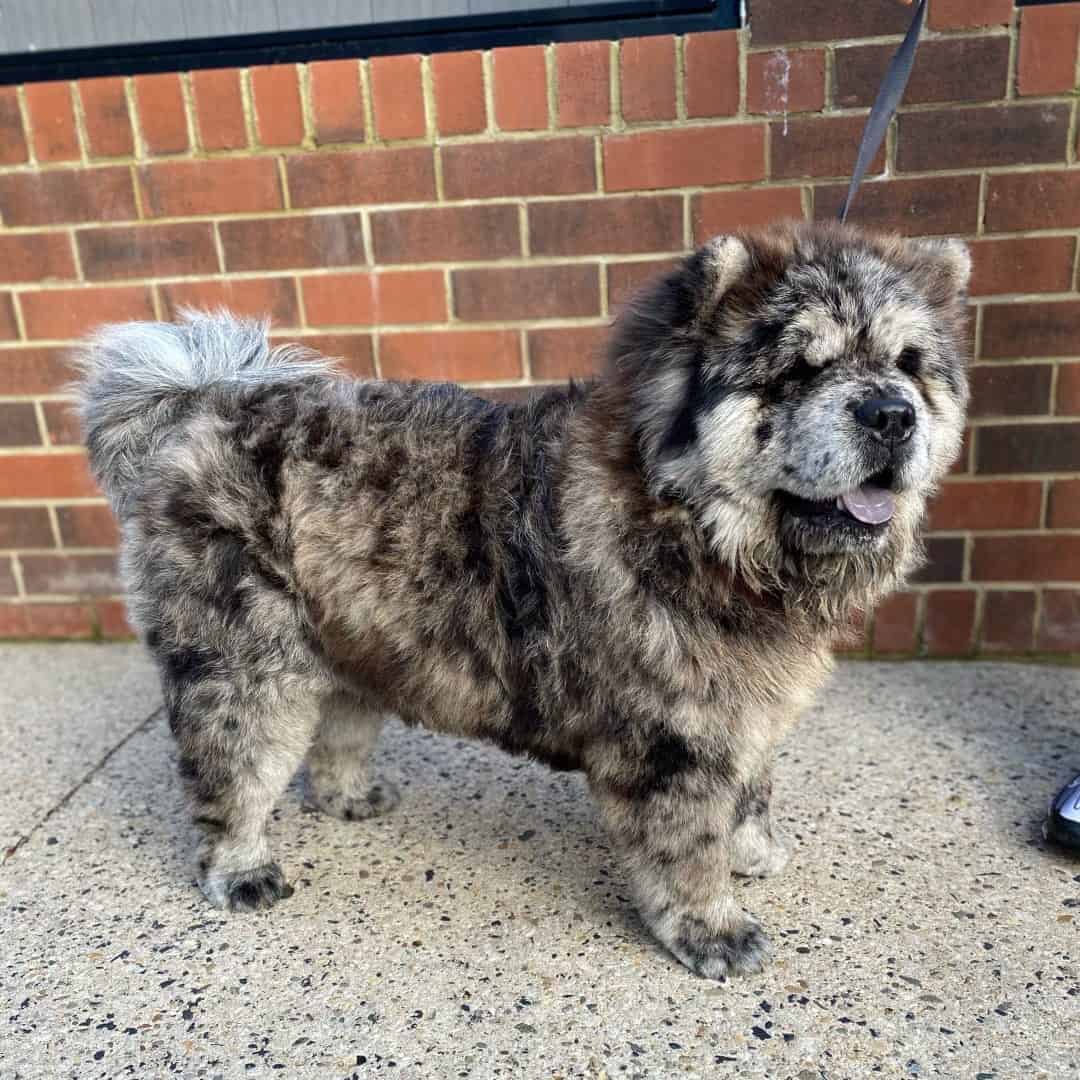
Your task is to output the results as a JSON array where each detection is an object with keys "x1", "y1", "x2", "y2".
[{"x1": 1, "y1": 645, "x2": 1077, "y2": 1079}]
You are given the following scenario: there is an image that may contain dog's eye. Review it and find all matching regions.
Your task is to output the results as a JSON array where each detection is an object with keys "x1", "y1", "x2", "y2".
[
  {"x1": 898, "y1": 347, "x2": 922, "y2": 377},
  {"x1": 789, "y1": 355, "x2": 824, "y2": 382}
]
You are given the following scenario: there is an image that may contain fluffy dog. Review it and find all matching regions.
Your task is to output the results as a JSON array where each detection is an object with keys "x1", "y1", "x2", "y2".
[{"x1": 76, "y1": 221, "x2": 970, "y2": 980}]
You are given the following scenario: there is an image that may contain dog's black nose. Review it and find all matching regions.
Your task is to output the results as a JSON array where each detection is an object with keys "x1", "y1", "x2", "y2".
[{"x1": 854, "y1": 397, "x2": 916, "y2": 443}]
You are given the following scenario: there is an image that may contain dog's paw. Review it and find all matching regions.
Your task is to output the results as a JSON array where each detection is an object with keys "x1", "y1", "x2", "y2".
[
  {"x1": 732, "y1": 836, "x2": 790, "y2": 879},
  {"x1": 307, "y1": 778, "x2": 401, "y2": 822},
  {"x1": 199, "y1": 862, "x2": 294, "y2": 912},
  {"x1": 665, "y1": 915, "x2": 771, "y2": 981}
]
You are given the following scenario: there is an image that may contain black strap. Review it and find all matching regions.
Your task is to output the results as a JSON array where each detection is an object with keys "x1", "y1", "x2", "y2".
[{"x1": 838, "y1": 0, "x2": 928, "y2": 223}]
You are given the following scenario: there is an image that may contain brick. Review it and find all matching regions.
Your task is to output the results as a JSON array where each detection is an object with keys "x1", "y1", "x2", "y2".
[
  {"x1": 1019, "y1": 4, "x2": 1080, "y2": 96},
  {"x1": 134, "y1": 73, "x2": 189, "y2": 155},
  {"x1": 693, "y1": 187, "x2": 804, "y2": 241},
  {"x1": 161, "y1": 277, "x2": 299, "y2": 325},
  {"x1": 96, "y1": 599, "x2": 134, "y2": 639},
  {"x1": 1048, "y1": 479, "x2": 1080, "y2": 528},
  {"x1": 492, "y1": 45, "x2": 547, "y2": 132},
  {"x1": 556, "y1": 41, "x2": 610, "y2": 127},
  {"x1": 929, "y1": 0, "x2": 1012, "y2": 31},
  {"x1": 220, "y1": 214, "x2": 365, "y2": 272},
  {"x1": 981, "y1": 590, "x2": 1037, "y2": 652},
  {"x1": 607, "y1": 258, "x2": 678, "y2": 309},
  {"x1": 54, "y1": 504, "x2": 118, "y2": 549},
  {"x1": 41, "y1": 401, "x2": 80, "y2": 445},
  {"x1": 274, "y1": 333, "x2": 374, "y2": 378},
  {"x1": 986, "y1": 170, "x2": 1080, "y2": 232},
  {"x1": 969, "y1": 237, "x2": 1076, "y2": 297},
  {"x1": 0, "y1": 559, "x2": 17, "y2": 597},
  {"x1": 1038, "y1": 590, "x2": 1080, "y2": 651},
  {"x1": 452, "y1": 265, "x2": 600, "y2": 322},
  {"x1": 250, "y1": 65, "x2": 305, "y2": 147},
  {"x1": 982, "y1": 301, "x2": 1080, "y2": 360},
  {"x1": 970, "y1": 365, "x2": 1053, "y2": 418},
  {"x1": 0, "y1": 86, "x2": 28, "y2": 165},
  {"x1": 441, "y1": 138, "x2": 594, "y2": 200},
  {"x1": 911, "y1": 537, "x2": 966, "y2": 584},
  {"x1": 0, "y1": 348, "x2": 73, "y2": 395},
  {"x1": 0, "y1": 602, "x2": 97, "y2": 640},
  {"x1": 79, "y1": 77, "x2": 133, "y2": 158},
  {"x1": 192, "y1": 68, "x2": 248, "y2": 151},
  {"x1": 0, "y1": 453, "x2": 97, "y2": 499},
  {"x1": 0, "y1": 167, "x2": 136, "y2": 227},
  {"x1": 24, "y1": 82, "x2": 79, "y2": 162},
  {"x1": 814, "y1": 175, "x2": 980, "y2": 237},
  {"x1": 772, "y1": 114, "x2": 885, "y2": 181},
  {"x1": 0, "y1": 507, "x2": 53, "y2": 549},
  {"x1": 370, "y1": 54, "x2": 426, "y2": 140},
  {"x1": 872, "y1": 592, "x2": 918, "y2": 654},
  {"x1": 620, "y1": 35, "x2": 676, "y2": 122},
  {"x1": 977, "y1": 422, "x2": 1080, "y2": 474},
  {"x1": 432, "y1": 51, "x2": 486, "y2": 135},
  {"x1": 286, "y1": 146, "x2": 435, "y2": 208},
  {"x1": 529, "y1": 195, "x2": 682, "y2": 256},
  {"x1": 928, "y1": 480, "x2": 1043, "y2": 532},
  {"x1": 78, "y1": 222, "x2": 218, "y2": 281},
  {"x1": 974, "y1": 536, "x2": 1080, "y2": 581},
  {"x1": 1058, "y1": 363, "x2": 1080, "y2": 415},
  {"x1": 604, "y1": 125, "x2": 765, "y2": 192},
  {"x1": 684, "y1": 31, "x2": 739, "y2": 118},
  {"x1": 897, "y1": 105, "x2": 1070, "y2": 172},
  {"x1": 371, "y1": 204, "x2": 520, "y2": 264},
  {"x1": 753, "y1": 0, "x2": 912, "y2": 45},
  {"x1": 747, "y1": 48, "x2": 825, "y2": 114},
  {"x1": 302, "y1": 270, "x2": 446, "y2": 327},
  {"x1": 528, "y1": 325, "x2": 607, "y2": 380},
  {"x1": 139, "y1": 158, "x2": 282, "y2": 217},
  {"x1": 0, "y1": 402, "x2": 40, "y2": 447},
  {"x1": 0, "y1": 293, "x2": 18, "y2": 340},
  {"x1": 20, "y1": 553, "x2": 119, "y2": 596},
  {"x1": 380, "y1": 329, "x2": 520, "y2": 382},
  {"x1": 21, "y1": 285, "x2": 154, "y2": 340},
  {"x1": 835, "y1": 38, "x2": 1008, "y2": 110},
  {"x1": 309, "y1": 59, "x2": 365, "y2": 144},
  {"x1": 923, "y1": 589, "x2": 976, "y2": 656}
]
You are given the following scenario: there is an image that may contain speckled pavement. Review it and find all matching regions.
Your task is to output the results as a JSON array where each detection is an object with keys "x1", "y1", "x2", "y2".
[{"x1": 1, "y1": 645, "x2": 1077, "y2": 1079}]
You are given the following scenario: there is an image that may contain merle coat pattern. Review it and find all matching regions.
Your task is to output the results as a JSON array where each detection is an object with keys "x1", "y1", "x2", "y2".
[{"x1": 76, "y1": 222, "x2": 971, "y2": 980}]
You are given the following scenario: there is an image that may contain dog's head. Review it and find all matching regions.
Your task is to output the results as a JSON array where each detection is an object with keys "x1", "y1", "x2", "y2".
[{"x1": 610, "y1": 221, "x2": 970, "y2": 611}]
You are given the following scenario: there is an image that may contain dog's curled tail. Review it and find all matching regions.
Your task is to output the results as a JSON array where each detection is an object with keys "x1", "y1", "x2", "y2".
[{"x1": 73, "y1": 309, "x2": 332, "y2": 512}]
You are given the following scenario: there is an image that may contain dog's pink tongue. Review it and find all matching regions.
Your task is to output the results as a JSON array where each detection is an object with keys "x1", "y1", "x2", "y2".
[{"x1": 840, "y1": 485, "x2": 895, "y2": 525}]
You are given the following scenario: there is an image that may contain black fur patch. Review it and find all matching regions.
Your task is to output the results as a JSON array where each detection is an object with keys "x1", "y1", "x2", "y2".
[
  {"x1": 162, "y1": 645, "x2": 217, "y2": 688},
  {"x1": 638, "y1": 731, "x2": 697, "y2": 797}
]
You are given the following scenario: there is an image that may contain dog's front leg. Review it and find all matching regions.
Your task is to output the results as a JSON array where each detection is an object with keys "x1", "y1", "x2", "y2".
[{"x1": 590, "y1": 746, "x2": 770, "y2": 981}]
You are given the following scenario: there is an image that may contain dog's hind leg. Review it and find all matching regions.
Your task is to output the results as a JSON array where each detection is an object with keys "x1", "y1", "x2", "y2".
[
  {"x1": 163, "y1": 653, "x2": 322, "y2": 913},
  {"x1": 304, "y1": 691, "x2": 400, "y2": 821},
  {"x1": 730, "y1": 764, "x2": 790, "y2": 878}
]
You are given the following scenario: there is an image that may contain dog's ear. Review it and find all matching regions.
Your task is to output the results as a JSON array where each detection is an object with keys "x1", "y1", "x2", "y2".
[
  {"x1": 909, "y1": 237, "x2": 972, "y2": 297},
  {"x1": 694, "y1": 235, "x2": 751, "y2": 326}
]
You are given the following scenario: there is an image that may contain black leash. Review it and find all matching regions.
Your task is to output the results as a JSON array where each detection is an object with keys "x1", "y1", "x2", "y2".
[{"x1": 838, "y1": 0, "x2": 928, "y2": 223}]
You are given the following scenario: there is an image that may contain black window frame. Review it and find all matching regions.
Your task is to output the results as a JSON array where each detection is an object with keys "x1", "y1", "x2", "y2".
[{"x1": 0, "y1": 1, "x2": 740, "y2": 86}]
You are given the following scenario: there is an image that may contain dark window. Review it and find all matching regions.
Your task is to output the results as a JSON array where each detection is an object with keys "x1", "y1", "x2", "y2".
[{"x1": 0, "y1": 1, "x2": 740, "y2": 85}]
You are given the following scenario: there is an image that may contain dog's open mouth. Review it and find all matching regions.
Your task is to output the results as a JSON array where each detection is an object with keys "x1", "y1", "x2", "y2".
[{"x1": 776, "y1": 469, "x2": 896, "y2": 531}]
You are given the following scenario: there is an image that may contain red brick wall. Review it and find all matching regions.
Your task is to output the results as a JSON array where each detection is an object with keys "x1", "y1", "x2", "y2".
[{"x1": 0, "y1": 0, "x2": 1078, "y2": 655}]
